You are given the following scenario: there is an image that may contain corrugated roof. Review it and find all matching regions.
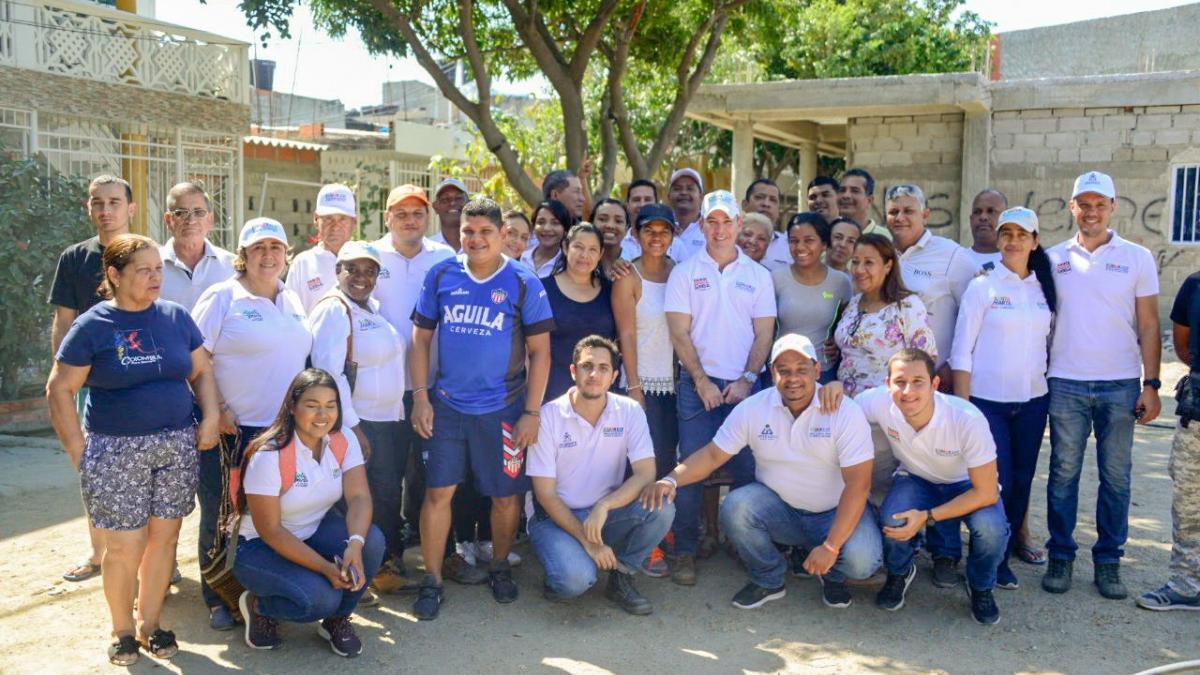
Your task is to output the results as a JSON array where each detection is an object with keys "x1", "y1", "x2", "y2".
[{"x1": 243, "y1": 136, "x2": 329, "y2": 151}]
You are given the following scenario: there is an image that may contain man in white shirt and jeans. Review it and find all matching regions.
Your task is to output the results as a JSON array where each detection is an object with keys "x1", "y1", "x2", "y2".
[
  {"x1": 665, "y1": 190, "x2": 777, "y2": 585},
  {"x1": 527, "y1": 336, "x2": 672, "y2": 615},
  {"x1": 1042, "y1": 170, "x2": 1162, "y2": 600},
  {"x1": 159, "y1": 181, "x2": 235, "y2": 311},
  {"x1": 857, "y1": 348, "x2": 1007, "y2": 625},
  {"x1": 642, "y1": 335, "x2": 881, "y2": 611}
]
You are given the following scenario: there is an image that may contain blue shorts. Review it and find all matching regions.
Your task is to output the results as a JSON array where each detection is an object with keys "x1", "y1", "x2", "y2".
[{"x1": 423, "y1": 397, "x2": 528, "y2": 497}]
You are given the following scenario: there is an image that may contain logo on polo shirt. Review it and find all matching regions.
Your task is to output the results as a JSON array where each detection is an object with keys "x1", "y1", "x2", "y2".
[
  {"x1": 981, "y1": 261, "x2": 996, "y2": 272},
  {"x1": 886, "y1": 427, "x2": 901, "y2": 441},
  {"x1": 443, "y1": 304, "x2": 505, "y2": 335},
  {"x1": 1055, "y1": 261, "x2": 1072, "y2": 274},
  {"x1": 357, "y1": 317, "x2": 377, "y2": 331},
  {"x1": 734, "y1": 280, "x2": 756, "y2": 293},
  {"x1": 292, "y1": 313, "x2": 305, "y2": 322},
  {"x1": 910, "y1": 268, "x2": 933, "y2": 279},
  {"x1": 1037, "y1": 301, "x2": 1049, "y2": 310},
  {"x1": 809, "y1": 426, "x2": 832, "y2": 439},
  {"x1": 991, "y1": 296, "x2": 1014, "y2": 308},
  {"x1": 693, "y1": 277, "x2": 711, "y2": 291},
  {"x1": 491, "y1": 288, "x2": 508, "y2": 304},
  {"x1": 759, "y1": 424, "x2": 776, "y2": 440},
  {"x1": 1105, "y1": 263, "x2": 1130, "y2": 274},
  {"x1": 451, "y1": 288, "x2": 470, "y2": 296},
  {"x1": 602, "y1": 426, "x2": 624, "y2": 437},
  {"x1": 379, "y1": 267, "x2": 391, "y2": 279},
  {"x1": 306, "y1": 277, "x2": 324, "y2": 291},
  {"x1": 294, "y1": 472, "x2": 308, "y2": 488},
  {"x1": 821, "y1": 291, "x2": 835, "y2": 300},
  {"x1": 560, "y1": 432, "x2": 577, "y2": 448},
  {"x1": 934, "y1": 447, "x2": 960, "y2": 457},
  {"x1": 240, "y1": 309, "x2": 264, "y2": 321}
]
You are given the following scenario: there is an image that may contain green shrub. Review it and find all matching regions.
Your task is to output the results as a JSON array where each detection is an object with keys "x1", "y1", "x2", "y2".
[{"x1": 0, "y1": 150, "x2": 93, "y2": 399}]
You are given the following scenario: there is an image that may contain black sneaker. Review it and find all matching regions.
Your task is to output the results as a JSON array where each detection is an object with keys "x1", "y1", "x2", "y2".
[
  {"x1": 931, "y1": 557, "x2": 962, "y2": 588},
  {"x1": 876, "y1": 564, "x2": 917, "y2": 611},
  {"x1": 1041, "y1": 558, "x2": 1073, "y2": 594},
  {"x1": 317, "y1": 616, "x2": 362, "y2": 657},
  {"x1": 605, "y1": 571, "x2": 653, "y2": 615},
  {"x1": 996, "y1": 561, "x2": 1020, "y2": 590},
  {"x1": 731, "y1": 582, "x2": 786, "y2": 609},
  {"x1": 966, "y1": 586, "x2": 1000, "y2": 625},
  {"x1": 238, "y1": 591, "x2": 280, "y2": 650},
  {"x1": 412, "y1": 576, "x2": 444, "y2": 620},
  {"x1": 820, "y1": 578, "x2": 852, "y2": 608},
  {"x1": 790, "y1": 547, "x2": 813, "y2": 578},
  {"x1": 1093, "y1": 562, "x2": 1128, "y2": 600},
  {"x1": 489, "y1": 561, "x2": 519, "y2": 604}
]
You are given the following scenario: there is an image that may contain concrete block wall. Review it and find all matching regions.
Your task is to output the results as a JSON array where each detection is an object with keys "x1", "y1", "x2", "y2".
[
  {"x1": 991, "y1": 104, "x2": 1200, "y2": 319},
  {"x1": 244, "y1": 156, "x2": 323, "y2": 249},
  {"x1": 847, "y1": 113, "x2": 964, "y2": 232}
]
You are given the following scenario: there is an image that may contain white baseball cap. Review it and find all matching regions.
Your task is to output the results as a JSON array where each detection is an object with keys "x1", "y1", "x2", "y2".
[
  {"x1": 336, "y1": 240, "x2": 382, "y2": 267},
  {"x1": 1071, "y1": 171, "x2": 1116, "y2": 200},
  {"x1": 314, "y1": 183, "x2": 357, "y2": 218},
  {"x1": 997, "y1": 206, "x2": 1039, "y2": 233},
  {"x1": 701, "y1": 190, "x2": 740, "y2": 219},
  {"x1": 669, "y1": 168, "x2": 704, "y2": 193},
  {"x1": 770, "y1": 334, "x2": 818, "y2": 364},
  {"x1": 434, "y1": 178, "x2": 469, "y2": 200},
  {"x1": 238, "y1": 217, "x2": 289, "y2": 248}
]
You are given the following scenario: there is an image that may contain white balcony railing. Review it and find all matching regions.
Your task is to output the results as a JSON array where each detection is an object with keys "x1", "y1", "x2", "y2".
[{"x1": 0, "y1": 0, "x2": 249, "y2": 104}]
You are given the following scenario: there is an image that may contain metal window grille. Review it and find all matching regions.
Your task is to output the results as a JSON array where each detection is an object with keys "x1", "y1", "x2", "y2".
[{"x1": 1170, "y1": 164, "x2": 1200, "y2": 244}]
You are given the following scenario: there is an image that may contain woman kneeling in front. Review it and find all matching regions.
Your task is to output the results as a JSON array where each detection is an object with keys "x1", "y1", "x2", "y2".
[{"x1": 232, "y1": 369, "x2": 384, "y2": 657}]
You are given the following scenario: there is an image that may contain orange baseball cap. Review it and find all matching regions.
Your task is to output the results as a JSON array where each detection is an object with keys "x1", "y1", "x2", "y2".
[{"x1": 386, "y1": 184, "x2": 430, "y2": 208}]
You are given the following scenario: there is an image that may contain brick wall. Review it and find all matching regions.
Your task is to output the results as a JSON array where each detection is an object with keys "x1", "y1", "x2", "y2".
[{"x1": 847, "y1": 113, "x2": 964, "y2": 232}]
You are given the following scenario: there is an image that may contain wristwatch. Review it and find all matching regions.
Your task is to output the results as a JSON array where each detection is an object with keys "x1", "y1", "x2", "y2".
[
  {"x1": 925, "y1": 510, "x2": 937, "y2": 527},
  {"x1": 742, "y1": 370, "x2": 757, "y2": 384},
  {"x1": 1143, "y1": 378, "x2": 1162, "y2": 390}
]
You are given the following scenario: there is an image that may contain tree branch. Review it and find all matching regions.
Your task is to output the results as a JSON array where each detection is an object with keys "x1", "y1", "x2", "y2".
[
  {"x1": 457, "y1": 0, "x2": 490, "y2": 104},
  {"x1": 568, "y1": 0, "x2": 622, "y2": 85},
  {"x1": 597, "y1": 86, "x2": 618, "y2": 200},
  {"x1": 605, "y1": 1, "x2": 649, "y2": 179},
  {"x1": 769, "y1": 147, "x2": 797, "y2": 182}
]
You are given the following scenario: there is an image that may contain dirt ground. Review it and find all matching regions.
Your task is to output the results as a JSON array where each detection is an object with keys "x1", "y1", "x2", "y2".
[{"x1": 2, "y1": 364, "x2": 1198, "y2": 674}]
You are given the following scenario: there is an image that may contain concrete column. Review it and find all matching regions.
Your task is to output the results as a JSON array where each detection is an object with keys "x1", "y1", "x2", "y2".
[
  {"x1": 731, "y1": 120, "x2": 754, "y2": 200},
  {"x1": 799, "y1": 141, "x2": 818, "y2": 197},
  {"x1": 958, "y1": 109, "x2": 992, "y2": 245}
]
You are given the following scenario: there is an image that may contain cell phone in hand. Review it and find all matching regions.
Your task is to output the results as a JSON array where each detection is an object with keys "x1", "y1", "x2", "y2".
[{"x1": 333, "y1": 555, "x2": 360, "y2": 588}]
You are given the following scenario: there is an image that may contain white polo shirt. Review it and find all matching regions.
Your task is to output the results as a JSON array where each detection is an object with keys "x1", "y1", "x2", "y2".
[
  {"x1": 284, "y1": 243, "x2": 338, "y2": 314},
  {"x1": 760, "y1": 232, "x2": 792, "y2": 271},
  {"x1": 241, "y1": 432, "x2": 366, "y2": 541},
  {"x1": 1047, "y1": 231, "x2": 1158, "y2": 381},
  {"x1": 664, "y1": 247, "x2": 777, "y2": 381},
  {"x1": 713, "y1": 385, "x2": 873, "y2": 513},
  {"x1": 950, "y1": 264, "x2": 1052, "y2": 402},
  {"x1": 898, "y1": 230, "x2": 978, "y2": 366},
  {"x1": 527, "y1": 391, "x2": 655, "y2": 510},
  {"x1": 308, "y1": 290, "x2": 406, "y2": 427},
  {"x1": 519, "y1": 248, "x2": 561, "y2": 278},
  {"x1": 673, "y1": 220, "x2": 707, "y2": 262},
  {"x1": 192, "y1": 278, "x2": 312, "y2": 427},
  {"x1": 857, "y1": 386, "x2": 996, "y2": 485},
  {"x1": 159, "y1": 239, "x2": 235, "y2": 311},
  {"x1": 429, "y1": 230, "x2": 463, "y2": 253},
  {"x1": 965, "y1": 248, "x2": 1002, "y2": 273},
  {"x1": 372, "y1": 236, "x2": 455, "y2": 389}
]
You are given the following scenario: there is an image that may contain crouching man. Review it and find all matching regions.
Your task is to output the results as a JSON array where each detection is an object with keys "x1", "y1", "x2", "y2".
[
  {"x1": 528, "y1": 336, "x2": 674, "y2": 615},
  {"x1": 642, "y1": 335, "x2": 881, "y2": 610},
  {"x1": 857, "y1": 348, "x2": 1008, "y2": 625}
]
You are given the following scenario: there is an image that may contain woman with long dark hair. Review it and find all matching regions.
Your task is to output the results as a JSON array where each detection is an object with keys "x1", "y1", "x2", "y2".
[
  {"x1": 521, "y1": 200, "x2": 575, "y2": 277},
  {"x1": 544, "y1": 223, "x2": 617, "y2": 401},
  {"x1": 950, "y1": 207, "x2": 1055, "y2": 591},
  {"x1": 233, "y1": 369, "x2": 384, "y2": 657}
]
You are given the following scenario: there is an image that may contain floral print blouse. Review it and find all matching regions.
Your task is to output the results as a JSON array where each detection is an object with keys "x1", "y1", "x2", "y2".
[{"x1": 834, "y1": 293, "x2": 938, "y2": 397}]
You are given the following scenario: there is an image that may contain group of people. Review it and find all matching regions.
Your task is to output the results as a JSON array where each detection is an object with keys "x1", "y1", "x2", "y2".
[{"x1": 44, "y1": 161, "x2": 1199, "y2": 665}]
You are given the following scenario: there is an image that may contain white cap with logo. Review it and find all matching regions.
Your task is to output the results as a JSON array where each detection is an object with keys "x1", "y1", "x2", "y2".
[
  {"x1": 770, "y1": 334, "x2": 818, "y2": 364},
  {"x1": 238, "y1": 217, "x2": 289, "y2": 249},
  {"x1": 701, "y1": 190, "x2": 740, "y2": 219},
  {"x1": 314, "y1": 183, "x2": 357, "y2": 218},
  {"x1": 1071, "y1": 171, "x2": 1116, "y2": 200},
  {"x1": 669, "y1": 168, "x2": 704, "y2": 193},
  {"x1": 336, "y1": 240, "x2": 382, "y2": 267},
  {"x1": 997, "y1": 206, "x2": 1039, "y2": 233}
]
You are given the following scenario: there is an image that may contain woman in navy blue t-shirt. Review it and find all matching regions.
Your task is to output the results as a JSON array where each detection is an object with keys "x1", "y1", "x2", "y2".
[
  {"x1": 543, "y1": 223, "x2": 617, "y2": 402},
  {"x1": 47, "y1": 234, "x2": 220, "y2": 666}
]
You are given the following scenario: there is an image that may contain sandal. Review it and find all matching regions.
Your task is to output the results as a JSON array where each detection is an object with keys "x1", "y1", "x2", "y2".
[
  {"x1": 108, "y1": 634, "x2": 140, "y2": 666},
  {"x1": 63, "y1": 560, "x2": 102, "y2": 582},
  {"x1": 140, "y1": 628, "x2": 179, "y2": 659},
  {"x1": 1016, "y1": 543, "x2": 1047, "y2": 565}
]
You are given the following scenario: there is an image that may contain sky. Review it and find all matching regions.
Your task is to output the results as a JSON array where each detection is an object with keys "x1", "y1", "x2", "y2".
[{"x1": 155, "y1": 0, "x2": 1197, "y2": 110}]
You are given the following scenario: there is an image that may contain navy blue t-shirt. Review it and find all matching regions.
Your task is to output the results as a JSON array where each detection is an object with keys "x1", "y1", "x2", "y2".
[{"x1": 57, "y1": 299, "x2": 204, "y2": 436}]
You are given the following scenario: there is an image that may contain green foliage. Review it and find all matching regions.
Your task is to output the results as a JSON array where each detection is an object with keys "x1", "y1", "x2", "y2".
[{"x1": 0, "y1": 151, "x2": 92, "y2": 399}]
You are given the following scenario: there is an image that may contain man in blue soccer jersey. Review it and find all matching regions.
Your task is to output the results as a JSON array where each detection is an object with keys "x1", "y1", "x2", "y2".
[{"x1": 409, "y1": 197, "x2": 555, "y2": 620}]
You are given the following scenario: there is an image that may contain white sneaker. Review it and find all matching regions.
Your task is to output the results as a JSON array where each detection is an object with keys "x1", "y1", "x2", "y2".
[{"x1": 476, "y1": 541, "x2": 522, "y2": 567}]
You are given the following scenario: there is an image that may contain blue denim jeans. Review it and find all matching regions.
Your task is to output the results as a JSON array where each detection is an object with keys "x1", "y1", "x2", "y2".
[
  {"x1": 674, "y1": 371, "x2": 757, "y2": 556},
  {"x1": 643, "y1": 391, "x2": 679, "y2": 479},
  {"x1": 971, "y1": 394, "x2": 1050, "y2": 559},
  {"x1": 1046, "y1": 377, "x2": 1140, "y2": 564},
  {"x1": 359, "y1": 418, "x2": 407, "y2": 561},
  {"x1": 198, "y1": 425, "x2": 262, "y2": 608},
  {"x1": 881, "y1": 472, "x2": 1009, "y2": 591},
  {"x1": 720, "y1": 482, "x2": 882, "y2": 588},
  {"x1": 529, "y1": 501, "x2": 675, "y2": 598},
  {"x1": 234, "y1": 511, "x2": 385, "y2": 622}
]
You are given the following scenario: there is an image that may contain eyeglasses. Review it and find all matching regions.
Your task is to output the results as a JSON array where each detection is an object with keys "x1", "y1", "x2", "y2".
[
  {"x1": 171, "y1": 208, "x2": 210, "y2": 221},
  {"x1": 435, "y1": 194, "x2": 467, "y2": 207}
]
